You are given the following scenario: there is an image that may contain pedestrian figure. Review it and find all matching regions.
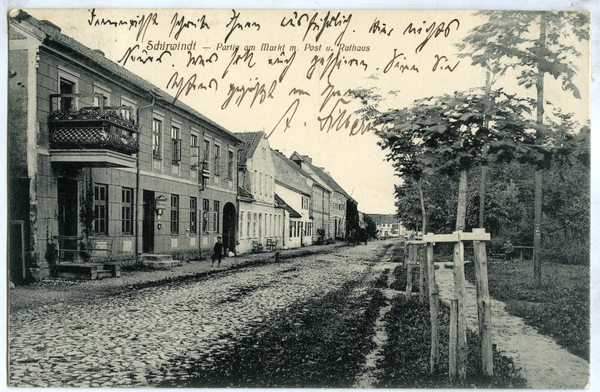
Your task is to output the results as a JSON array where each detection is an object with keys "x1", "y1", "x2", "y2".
[
  {"x1": 212, "y1": 237, "x2": 223, "y2": 267},
  {"x1": 504, "y1": 239, "x2": 514, "y2": 261}
]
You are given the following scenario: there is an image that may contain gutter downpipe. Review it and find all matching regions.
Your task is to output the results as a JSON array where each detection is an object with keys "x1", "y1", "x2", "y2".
[{"x1": 135, "y1": 96, "x2": 156, "y2": 261}]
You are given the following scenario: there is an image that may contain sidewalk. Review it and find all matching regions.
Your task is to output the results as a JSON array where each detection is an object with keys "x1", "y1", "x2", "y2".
[{"x1": 9, "y1": 242, "x2": 349, "y2": 312}]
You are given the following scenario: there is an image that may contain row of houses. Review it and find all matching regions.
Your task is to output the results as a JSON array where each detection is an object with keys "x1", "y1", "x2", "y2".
[{"x1": 8, "y1": 11, "x2": 360, "y2": 283}]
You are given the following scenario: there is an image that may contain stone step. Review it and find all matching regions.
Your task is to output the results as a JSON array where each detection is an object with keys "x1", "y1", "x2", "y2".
[
  {"x1": 56, "y1": 263, "x2": 118, "y2": 280},
  {"x1": 140, "y1": 254, "x2": 181, "y2": 269}
]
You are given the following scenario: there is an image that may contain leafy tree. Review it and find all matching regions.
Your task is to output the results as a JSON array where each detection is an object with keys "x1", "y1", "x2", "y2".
[
  {"x1": 376, "y1": 88, "x2": 533, "y2": 234},
  {"x1": 363, "y1": 215, "x2": 378, "y2": 239},
  {"x1": 457, "y1": 10, "x2": 590, "y2": 286}
]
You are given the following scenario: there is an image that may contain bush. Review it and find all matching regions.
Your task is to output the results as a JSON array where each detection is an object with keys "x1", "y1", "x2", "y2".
[{"x1": 541, "y1": 238, "x2": 589, "y2": 265}]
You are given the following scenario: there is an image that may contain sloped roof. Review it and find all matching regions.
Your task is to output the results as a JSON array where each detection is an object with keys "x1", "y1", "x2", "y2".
[
  {"x1": 237, "y1": 186, "x2": 255, "y2": 201},
  {"x1": 11, "y1": 10, "x2": 241, "y2": 144},
  {"x1": 366, "y1": 214, "x2": 399, "y2": 225},
  {"x1": 290, "y1": 152, "x2": 351, "y2": 199},
  {"x1": 234, "y1": 131, "x2": 264, "y2": 164},
  {"x1": 272, "y1": 150, "x2": 312, "y2": 197},
  {"x1": 274, "y1": 194, "x2": 302, "y2": 219},
  {"x1": 288, "y1": 152, "x2": 332, "y2": 193}
]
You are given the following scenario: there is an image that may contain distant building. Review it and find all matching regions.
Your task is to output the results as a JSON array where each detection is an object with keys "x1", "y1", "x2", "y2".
[
  {"x1": 366, "y1": 214, "x2": 404, "y2": 239},
  {"x1": 289, "y1": 152, "x2": 353, "y2": 240}
]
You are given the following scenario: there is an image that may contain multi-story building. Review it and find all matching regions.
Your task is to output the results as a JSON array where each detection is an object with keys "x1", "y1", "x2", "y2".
[
  {"x1": 235, "y1": 132, "x2": 284, "y2": 254},
  {"x1": 272, "y1": 150, "x2": 313, "y2": 248},
  {"x1": 289, "y1": 152, "x2": 351, "y2": 240},
  {"x1": 8, "y1": 11, "x2": 241, "y2": 282},
  {"x1": 289, "y1": 153, "x2": 333, "y2": 240}
]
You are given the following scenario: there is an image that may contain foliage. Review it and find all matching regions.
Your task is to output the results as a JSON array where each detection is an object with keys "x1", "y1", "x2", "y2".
[
  {"x1": 457, "y1": 11, "x2": 589, "y2": 101},
  {"x1": 363, "y1": 215, "x2": 378, "y2": 239},
  {"x1": 395, "y1": 174, "x2": 458, "y2": 234},
  {"x1": 375, "y1": 298, "x2": 526, "y2": 388},
  {"x1": 464, "y1": 259, "x2": 589, "y2": 360}
]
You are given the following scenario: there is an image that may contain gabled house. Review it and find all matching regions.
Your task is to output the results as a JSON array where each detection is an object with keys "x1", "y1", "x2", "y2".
[
  {"x1": 8, "y1": 11, "x2": 241, "y2": 282},
  {"x1": 235, "y1": 132, "x2": 284, "y2": 254},
  {"x1": 272, "y1": 150, "x2": 313, "y2": 248},
  {"x1": 289, "y1": 153, "x2": 333, "y2": 241},
  {"x1": 289, "y1": 152, "x2": 352, "y2": 240}
]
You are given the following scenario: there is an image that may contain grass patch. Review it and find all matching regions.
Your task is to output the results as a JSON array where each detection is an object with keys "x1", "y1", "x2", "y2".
[
  {"x1": 376, "y1": 298, "x2": 526, "y2": 388},
  {"x1": 464, "y1": 259, "x2": 589, "y2": 360},
  {"x1": 158, "y1": 278, "x2": 388, "y2": 388},
  {"x1": 390, "y1": 264, "x2": 421, "y2": 292}
]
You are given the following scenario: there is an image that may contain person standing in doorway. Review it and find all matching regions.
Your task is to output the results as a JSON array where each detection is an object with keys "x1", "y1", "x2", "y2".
[{"x1": 212, "y1": 236, "x2": 223, "y2": 267}]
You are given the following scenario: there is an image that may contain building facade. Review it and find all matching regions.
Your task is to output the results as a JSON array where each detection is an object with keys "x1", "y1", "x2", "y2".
[
  {"x1": 289, "y1": 152, "x2": 352, "y2": 240},
  {"x1": 235, "y1": 132, "x2": 284, "y2": 254},
  {"x1": 272, "y1": 150, "x2": 313, "y2": 249},
  {"x1": 366, "y1": 214, "x2": 404, "y2": 239},
  {"x1": 8, "y1": 11, "x2": 241, "y2": 282}
]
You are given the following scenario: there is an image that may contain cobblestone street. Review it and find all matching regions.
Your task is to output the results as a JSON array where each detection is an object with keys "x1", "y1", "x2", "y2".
[{"x1": 9, "y1": 242, "x2": 390, "y2": 388}]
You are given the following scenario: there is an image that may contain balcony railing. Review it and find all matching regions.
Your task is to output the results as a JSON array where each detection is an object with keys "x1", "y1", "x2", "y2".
[{"x1": 48, "y1": 94, "x2": 139, "y2": 156}]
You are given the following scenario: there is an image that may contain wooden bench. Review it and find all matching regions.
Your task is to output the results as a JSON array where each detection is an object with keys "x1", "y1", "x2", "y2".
[
  {"x1": 53, "y1": 236, "x2": 113, "y2": 263},
  {"x1": 252, "y1": 241, "x2": 263, "y2": 253},
  {"x1": 266, "y1": 238, "x2": 278, "y2": 251}
]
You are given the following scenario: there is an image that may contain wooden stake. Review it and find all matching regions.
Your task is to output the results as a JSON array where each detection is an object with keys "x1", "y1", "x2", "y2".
[
  {"x1": 406, "y1": 264, "x2": 413, "y2": 300},
  {"x1": 453, "y1": 232, "x2": 467, "y2": 380},
  {"x1": 419, "y1": 245, "x2": 425, "y2": 304},
  {"x1": 449, "y1": 298, "x2": 458, "y2": 380},
  {"x1": 473, "y1": 233, "x2": 493, "y2": 376},
  {"x1": 426, "y1": 241, "x2": 439, "y2": 373}
]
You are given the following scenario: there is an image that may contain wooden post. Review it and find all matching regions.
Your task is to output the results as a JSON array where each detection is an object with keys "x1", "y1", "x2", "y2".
[
  {"x1": 453, "y1": 231, "x2": 467, "y2": 380},
  {"x1": 473, "y1": 229, "x2": 493, "y2": 377},
  {"x1": 426, "y1": 241, "x2": 439, "y2": 373},
  {"x1": 406, "y1": 263, "x2": 413, "y2": 300},
  {"x1": 419, "y1": 245, "x2": 425, "y2": 304},
  {"x1": 423, "y1": 245, "x2": 430, "y2": 299},
  {"x1": 449, "y1": 298, "x2": 458, "y2": 380}
]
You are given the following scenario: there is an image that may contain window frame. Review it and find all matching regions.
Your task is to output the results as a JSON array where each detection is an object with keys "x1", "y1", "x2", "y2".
[
  {"x1": 213, "y1": 143, "x2": 221, "y2": 177},
  {"x1": 171, "y1": 194, "x2": 179, "y2": 234},
  {"x1": 202, "y1": 199, "x2": 210, "y2": 233},
  {"x1": 152, "y1": 118, "x2": 163, "y2": 160},
  {"x1": 190, "y1": 197, "x2": 197, "y2": 234},
  {"x1": 171, "y1": 125, "x2": 182, "y2": 164},
  {"x1": 121, "y1": 187, "x2": 134, "y2": 235},
  {"x1": 227, "y1": 150, "x2": 234, "y2": 179},
  {"x1": 93, "y1": 183, "x2": 108, "y2": 236}
]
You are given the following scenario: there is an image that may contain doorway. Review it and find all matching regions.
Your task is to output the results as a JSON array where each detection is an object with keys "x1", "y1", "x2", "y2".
[
  {"x1": 222, "y1": 202, "x2": 236, "y2": 255},
  {"x1": 143, "y1": 190, "x2": 155, "y2": 253},
  {"x1": 58, "y1": 178, "x2": 78, "y2": 260}
]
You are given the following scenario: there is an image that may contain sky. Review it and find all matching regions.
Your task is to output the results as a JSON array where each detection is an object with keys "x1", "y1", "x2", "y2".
[{"x1": 13, "y1": 8, "x2": 593, "y2": 216}]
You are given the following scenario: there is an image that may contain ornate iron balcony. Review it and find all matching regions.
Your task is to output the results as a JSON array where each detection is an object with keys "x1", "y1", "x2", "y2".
[{"x1": 48, "y1": 94, "x2": 139, "y2": 156}]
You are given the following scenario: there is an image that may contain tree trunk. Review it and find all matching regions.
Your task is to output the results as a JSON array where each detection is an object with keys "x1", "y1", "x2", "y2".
[
  {"x1": 418, "y1": 179, "x2": 427, "y2": 234},
  {"x1": 479, "y1": 71, "x2": 493, "y2": 228},
  {"x1": 456, "y1": 170, "x2": 468, "y2": 231},
  {"x1": 533, "y1": 12, "x2": 547, "y2": 287}
]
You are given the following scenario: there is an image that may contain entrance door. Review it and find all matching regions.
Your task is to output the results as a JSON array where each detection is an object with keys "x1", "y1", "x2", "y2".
[
  {"x1": 58, "y1": 178, "x2": 78, "y2": 260},
  {"x1": 222, "y1": 202, "x2": 236, "y2": 255},
  {"x1": 143, "y1": 190, "x2": 155, "y2": 253}
]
